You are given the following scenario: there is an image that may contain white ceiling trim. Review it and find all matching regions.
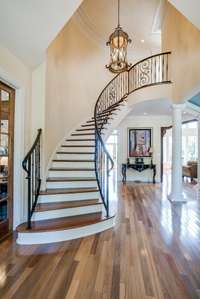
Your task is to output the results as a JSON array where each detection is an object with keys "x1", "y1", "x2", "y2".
[
  {"x1": 168, "y1": 0, "x2": 200, "y2": 30},
  {"x1": 75, "y1": 0, "x2": 162, "y2": 57},
  {"x1": 74, "y1": 7, "x2": 106, "y2": 50},
  {"x1": 186, "y1": 102, "x2": 200, "y2": 115}
]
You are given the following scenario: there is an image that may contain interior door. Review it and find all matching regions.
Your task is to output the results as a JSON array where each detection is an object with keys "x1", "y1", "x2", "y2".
[{"x1": 0, "y1": 81, "x2": 15, "y2": 240}]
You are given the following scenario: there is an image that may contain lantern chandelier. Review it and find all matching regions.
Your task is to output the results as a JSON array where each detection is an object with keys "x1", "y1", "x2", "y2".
[{"x1": 106, "y1": 0, "x2": 132, "y2": 73}]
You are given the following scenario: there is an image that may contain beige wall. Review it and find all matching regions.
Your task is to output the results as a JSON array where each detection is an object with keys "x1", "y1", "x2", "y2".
[
  {"x1": 162, "y1": 2, "x2": 200, "y2": 103},
  {"x1": 31, "y1": 62, "x2": 46, "y2": 134},
  {"x1": 45, "y1": 17, "x2": 112, "y2": 168},
  {"x1": 31, "y1": 62, "x2": 46, "y2": 182}
]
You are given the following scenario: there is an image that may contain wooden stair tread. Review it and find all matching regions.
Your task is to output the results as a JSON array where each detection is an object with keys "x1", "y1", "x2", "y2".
[
  {"x1": 61, "y1": 145, "x2": 95, "y2": 148},
  {"x1": 49, "y1": 168, "x2": 95, "y2": 171},
  {"x1": 47, "y1": 177, "x2": 96, "y2": 182},
  {"x1": 71, "y1": 133, "x2": 95, "y2": 136},
  {"x1": 17, "y1": 213, "x2": 113, "y2": 233},
  {"x1": 52, "y1": 159, "x2": 94, "y2": 162},
  {"x1": 81, "y1": 124, "x2": 96, "y2": 127},
  {"x1": 76, "y1": 128, "x2": 95, "y2": 131},
  {"x1": 35, "y1": 199, "x2": 101, "y2": 212},
  {"x1": 40, "y1": 187, "x2": 99, "y2": 195},
  {"x1": 91, "y1": 112, "x2": 116, "y2": 119},
  {"x1": 56, "y1": 152, "x2": 95, "y2": 154},
  {"x1": 86, "y1": 120, "x2": 106, "y2": 124},
  {"x1": 66, "y1": 139, "x2": 95, "y2": 141}
]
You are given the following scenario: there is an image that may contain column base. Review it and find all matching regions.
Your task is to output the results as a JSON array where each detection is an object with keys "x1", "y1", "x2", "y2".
[
  {"x1": 168, "y1": 192, "x2": 187, "y2": 203},
  {"x1": 196, "y1": 186, "x2": 200, "y2": 200},
  {"x1": 192, "y1": 184, "x2": 200, "y2": 200}
]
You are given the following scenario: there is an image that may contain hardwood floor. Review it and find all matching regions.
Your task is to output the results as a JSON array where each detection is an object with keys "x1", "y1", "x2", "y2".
[{"x1": 0, "y1": 182, "x2": 200, "y2": 299}]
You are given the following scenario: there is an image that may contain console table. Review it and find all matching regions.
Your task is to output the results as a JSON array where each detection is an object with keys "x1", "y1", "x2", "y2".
[{"x1": 121, "y1": 162, "x2": 156, "y2": 184}]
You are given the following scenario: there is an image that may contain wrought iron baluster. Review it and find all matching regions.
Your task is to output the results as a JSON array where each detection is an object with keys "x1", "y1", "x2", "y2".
[
  {"x1": 31, "y1": 154, "x2": 34, "y2": 215},
  {"x1": 27, "y1": 156, "x2": 31, "y2": 229},
  {"x1": 166, "y1": 53, "x2": 169, "y2": 82},
  {"x1": 106, "y1": 155, "x2": 109, "y2": 217},
  {"x1": 162, "y1": 54, "x2": 164, "y2": 82},
  {"x1": 22, "y1": 129, "x2": 42, "y2": 229}
]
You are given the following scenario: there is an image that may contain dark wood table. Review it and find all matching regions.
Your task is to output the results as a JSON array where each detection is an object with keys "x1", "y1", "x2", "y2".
[{"x1": 121, "y1": 162, "x2": 156, "y2": 184}]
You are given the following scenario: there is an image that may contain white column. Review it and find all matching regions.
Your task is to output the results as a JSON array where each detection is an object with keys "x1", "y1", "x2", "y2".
[
  {"x1": 169, "y1": 104, "x2": 186, "y2": 202},
  {"x1": 197, "y1": 116, "x2": 200, "y2": 200}
]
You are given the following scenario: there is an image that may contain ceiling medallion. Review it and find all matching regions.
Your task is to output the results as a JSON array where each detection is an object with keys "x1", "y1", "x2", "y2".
[{"x1": 106, "y1": 0, "x2": 132, "y2": 73}]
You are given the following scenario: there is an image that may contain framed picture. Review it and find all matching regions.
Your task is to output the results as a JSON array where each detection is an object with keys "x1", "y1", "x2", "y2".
[{"x1": 128, "y1": 128, "x2": 152, "y2": 157}]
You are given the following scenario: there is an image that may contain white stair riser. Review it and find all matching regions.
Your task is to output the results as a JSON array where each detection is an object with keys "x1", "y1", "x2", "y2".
[
  {"x1": 48, "y1": 170, "x2": 96, "y2": 178},
  {"x1": 79, "y1": 126, "x2": 108, "y2": 131},
  {"x1": 59, "y1": 147, "x2": 95, "y2": 153},
  {"x1": 17, "y1": 217, "x2": 115, "y2": 245},
  {"x1": 51, "y1": 161, "x2": 94, "y2": 168},
  {"x1": 32, "y1": 204, "x2": 102, "y2": 221},
  {"x1": 76, "y1": 130, "x2": 95, "y2": 134},
  {"x1": 38, "y1": 191, "x2": 100, "y2": 203},
  {"x1": 69, "y1": 135, "x2": 95, "y2": 140},
  {"x1": 46, "y1": 180, "x2": 97, "y2": 189},
  {"x1": 56, "y1": 153, "x2": 94, "y2": 160},
  {"x1": 64, "y1": 141, "x2": 95, "y2": 147}
]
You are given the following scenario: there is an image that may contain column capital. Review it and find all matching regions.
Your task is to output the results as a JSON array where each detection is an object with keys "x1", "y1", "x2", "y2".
[{"x1": 172, "y1": 103, "x2": 185, "y2": 111}]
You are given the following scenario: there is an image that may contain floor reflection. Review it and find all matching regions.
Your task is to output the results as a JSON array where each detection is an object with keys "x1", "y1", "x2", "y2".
[{"x1": 160, "y1": 174, "x2": 200, "y2": 254}]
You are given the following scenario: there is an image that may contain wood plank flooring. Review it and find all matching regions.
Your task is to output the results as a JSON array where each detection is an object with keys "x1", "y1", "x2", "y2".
[{"x1": 0, "y1": 182, "x2": 200, "y2": 299}]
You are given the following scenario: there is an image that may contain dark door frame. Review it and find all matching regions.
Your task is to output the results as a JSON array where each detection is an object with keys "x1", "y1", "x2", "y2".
[{"x1": 0, "y1": 81, "x2": 15, "y2": 240}]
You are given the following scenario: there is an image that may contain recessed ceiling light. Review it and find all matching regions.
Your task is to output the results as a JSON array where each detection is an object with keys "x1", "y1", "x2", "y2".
[
  {"x1": 141, "y1": 39, "x2": 145, "y2": 43},
  {"x1": 143, "y1": 112, "x2": 147, "y2": 115}
]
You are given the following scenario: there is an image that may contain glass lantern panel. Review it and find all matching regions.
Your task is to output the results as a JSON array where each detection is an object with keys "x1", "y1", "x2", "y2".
[{"x1": 112, "y1": 35, "x2": 126, "y2": 48}]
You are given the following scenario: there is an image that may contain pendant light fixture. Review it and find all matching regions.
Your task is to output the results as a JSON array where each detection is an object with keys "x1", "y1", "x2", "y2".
[{"x1": 106, "y1": 0, "x2": 132, "y2": 73}]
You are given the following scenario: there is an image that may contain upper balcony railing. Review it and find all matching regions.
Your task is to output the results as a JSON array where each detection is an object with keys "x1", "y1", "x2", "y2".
[{"x1": 94, "y1": 52, "x2": 171, "y2": 217}]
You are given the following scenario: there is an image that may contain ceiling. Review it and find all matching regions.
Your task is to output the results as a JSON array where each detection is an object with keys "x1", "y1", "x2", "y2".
[
  {"x1": 0, "y1": 0, "x2": 199, "y2": 70},
  {"x1": 128, "y1": 98, "x2": 198, "y2": 122},
  {"x1": 75, "y1": 0, "x2": 163, "y2": 63},
  {"x1": 128, "y1": 98, "x2": 172, "y2": 116},
  {"x1": 168, "y1": 0, "x2": 200, "y2": 30},
  {"x1": 0, "y1": 0, "x2": 83, "y2": 68}
]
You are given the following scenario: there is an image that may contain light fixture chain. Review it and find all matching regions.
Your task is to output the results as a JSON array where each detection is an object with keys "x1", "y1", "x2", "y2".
[{"x1": 118, "y1": 0, "x2": 120, "y2": 27}]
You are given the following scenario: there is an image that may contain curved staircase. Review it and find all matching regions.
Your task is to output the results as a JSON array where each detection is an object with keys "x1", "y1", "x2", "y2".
[
  {"x1": 17, "y1": 112, "x2": 121, "y2": 244},
  {"x1": 17, "y1": 52, "x2": 171, "y2": 245}
]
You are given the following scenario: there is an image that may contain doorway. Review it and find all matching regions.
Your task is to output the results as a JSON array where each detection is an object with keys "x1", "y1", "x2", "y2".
[
  {"x1": 161, "y1": 120, "x2": 198, "y2": 183},
  {"x1": 0, "y1": 81, "x2": 15, "y2": 240}
]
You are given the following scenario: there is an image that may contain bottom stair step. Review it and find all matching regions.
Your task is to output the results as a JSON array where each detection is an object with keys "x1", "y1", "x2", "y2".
[
  {"x1": 35, "y1": 199, "x2": 101, "y2": 212},
  {"x1": 16, "y1": 213, "x2": 115, "y2": 245},
  {"x1": 32, "y1": 199, "x2": 103, "y2": 221}
]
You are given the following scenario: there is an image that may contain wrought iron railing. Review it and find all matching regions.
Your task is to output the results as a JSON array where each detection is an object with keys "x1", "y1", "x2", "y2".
[
  {"x1": 22, "y1": 129, "x2": 42, "y2": 229},
  {"x1": 94, "y1": 52, "x2": 171, "y2": 217}
]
